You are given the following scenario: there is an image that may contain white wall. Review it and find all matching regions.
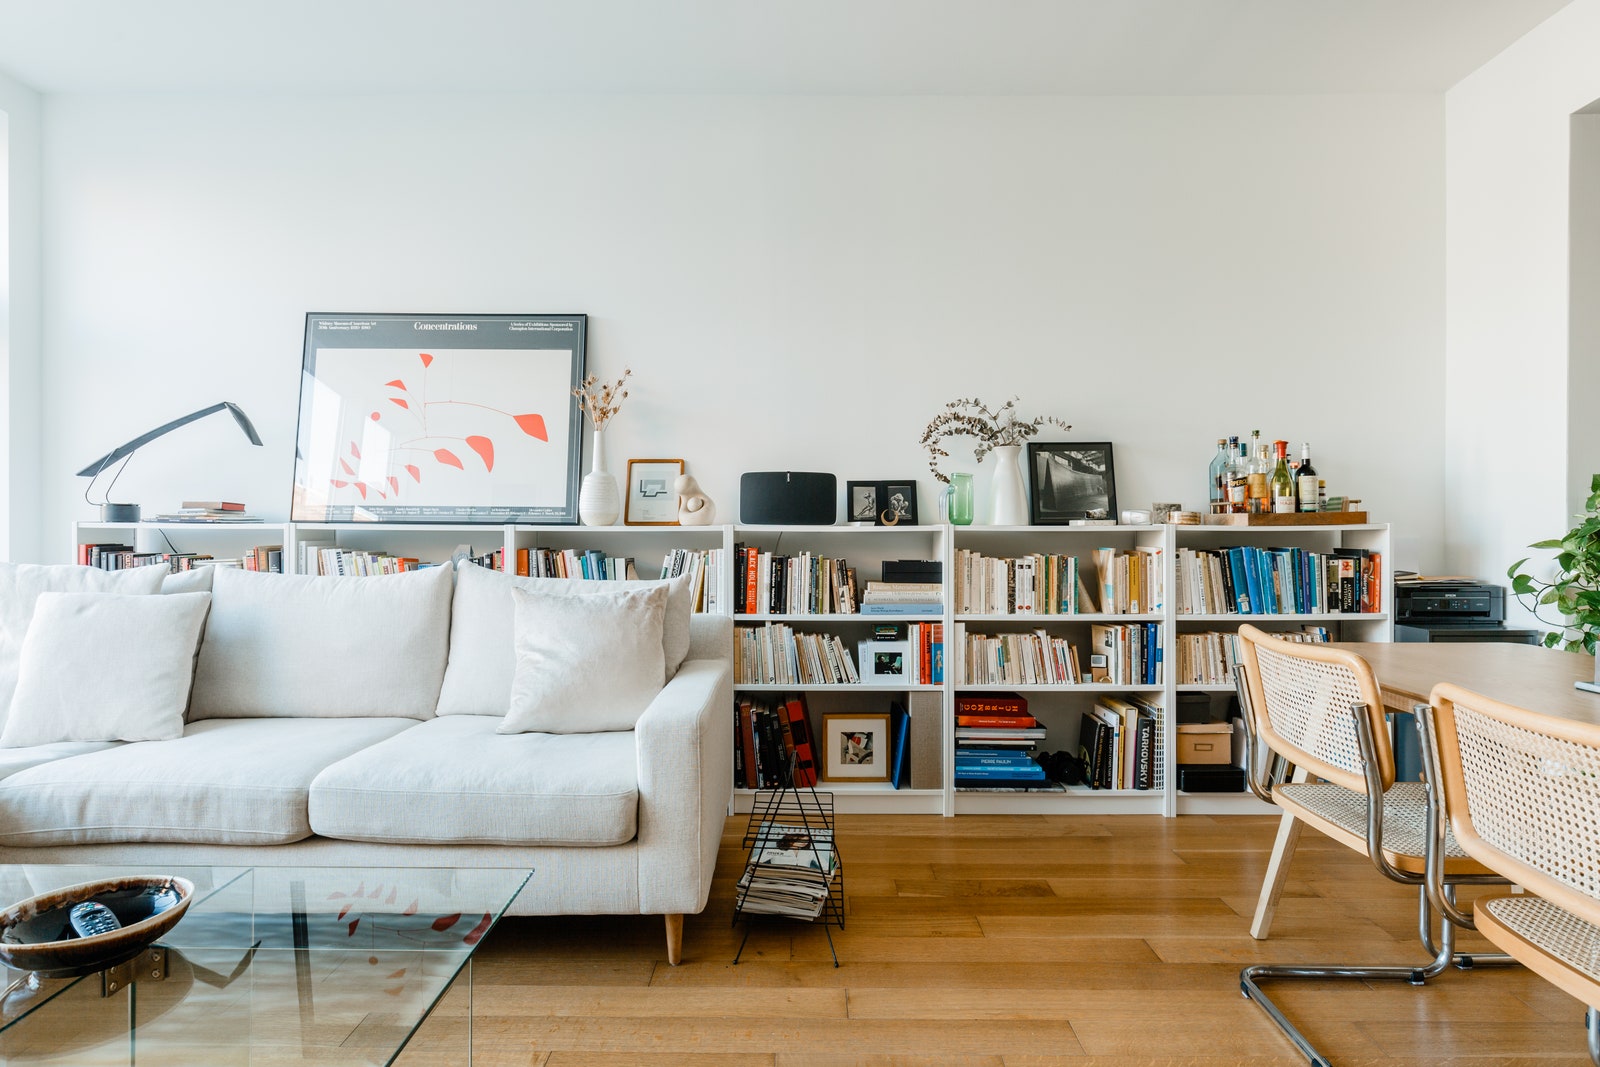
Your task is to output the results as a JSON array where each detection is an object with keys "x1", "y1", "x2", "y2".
[
  {"x1": 0, "y1": 70, "x2": 41, "y2": 563},
  {"x1": 38, "y1": 93, "x2": 1444, "y2": 566},
  {"x1": 1445, "y1": 0, "x2": 1600, "y2": 625},
  {"x1": 1570, "y1": 112, "x2": 1600, "y2": 520}
]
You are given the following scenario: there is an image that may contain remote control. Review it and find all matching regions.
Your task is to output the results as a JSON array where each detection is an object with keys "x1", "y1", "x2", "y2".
[{"x1": 69, "y1": 901, "x2": 121, "y2": 938}]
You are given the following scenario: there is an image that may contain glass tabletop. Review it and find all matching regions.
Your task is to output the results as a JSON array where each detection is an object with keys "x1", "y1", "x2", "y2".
[{"x1": 0, "y1": 866, "x2": 531, "y2": 1065}]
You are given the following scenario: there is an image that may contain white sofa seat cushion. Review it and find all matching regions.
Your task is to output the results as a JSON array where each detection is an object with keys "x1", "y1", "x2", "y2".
[
  {"x1": 0, "y1": 717, "x2": 416, "y2": 846},
  {"x1": 436, "y1": 562, "x2": 693, "y2": 716},
  {"x1": 0, "y1": 562, "x2": 167, "y2": 730},
  {"x1": 308, "y1": 715, "x2": 638, "y2": 847},
  {"x1": 0, "y1": 741, "x2": 122, "y2": 782},
  {"x1": 190, "y1": 565, "x2": 453, "y2": 720}
]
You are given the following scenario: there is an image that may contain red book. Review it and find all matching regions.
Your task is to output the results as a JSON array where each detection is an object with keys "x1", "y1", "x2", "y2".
[
  {"x1": 955, "y1": 694, "x2": 1029, "y2": 716},
  {"x1": 744, "y1": 548, "x2": 758, "y2": 616},
  {"x1": 957, "y1": 715, "x2": 1040, "y2": 728},
  {"x1": 783, "y1": 695, "x2": 819, "y2": 787},
  {"x1": 737, "y1": 699, "x2": 759, "y2": 789}
]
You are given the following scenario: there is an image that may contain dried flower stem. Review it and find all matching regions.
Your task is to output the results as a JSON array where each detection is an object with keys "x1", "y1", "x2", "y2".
[
  {"x1": 573, "y1": 368, "x2": 632, "y2": 431},
  {"x1": 919, "y1": 396, "x2": 1070, "y2": 483}
]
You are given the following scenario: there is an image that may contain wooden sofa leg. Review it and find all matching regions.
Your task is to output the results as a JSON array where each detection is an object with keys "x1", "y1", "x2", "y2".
[{"x1": 664, "y1": 914, "x2": 684, "y2": 965}]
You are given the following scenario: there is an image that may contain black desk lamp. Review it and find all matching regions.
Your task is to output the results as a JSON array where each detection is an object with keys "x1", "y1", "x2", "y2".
[{"x1": 77, "y1": 402, "x2": 263, "y2": 522}]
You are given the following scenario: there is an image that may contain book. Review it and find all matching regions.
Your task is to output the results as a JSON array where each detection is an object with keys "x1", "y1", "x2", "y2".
[
  {"x1": 890, "y1": 701, "x2": 911, "y2": 790},
  {"x1": 180, "y1": 500, "x2": 244, "y2": 511},
  {"x1": 782, "y1": 695, "x2": 819, "y2": 788}
]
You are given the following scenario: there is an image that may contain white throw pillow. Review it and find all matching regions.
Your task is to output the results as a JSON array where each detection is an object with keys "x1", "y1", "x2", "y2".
[
  {"x1": 436, "y1": 562, "x2": 694, "y2": 716},
  {"x1": 0, "y1": 591, "x2": 212, "y2": 747},
  {"x1": 0, "y1": 562, "x2": 168, "y2": 729},
  {"x1": 162, "y1": 567, "x2": 215, "y2": 594},
  {"x1": 499, "y1": 584, "x2": 666, "y2": 734},
  {"x1": 189, "y1": 564, "x2": 453, "y2": 720}
]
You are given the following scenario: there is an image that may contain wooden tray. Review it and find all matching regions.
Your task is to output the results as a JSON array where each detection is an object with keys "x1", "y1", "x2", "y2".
[{"x1": 1201, "y1": 511, "x2": 1368, "y2": 527}]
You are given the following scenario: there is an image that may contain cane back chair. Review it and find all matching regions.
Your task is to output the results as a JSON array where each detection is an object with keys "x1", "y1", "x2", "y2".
[
  {"x1": 1232, "y1": 625, "x2": 1508, "y2": 1067},
  {"x1": 1419, "y1": 683, "x2": 1600, "y2": 1064}
]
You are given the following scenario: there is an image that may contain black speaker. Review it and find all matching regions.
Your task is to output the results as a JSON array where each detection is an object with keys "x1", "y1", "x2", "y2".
[{"x1": 739, "y1": 471, "x2": 837, "y2": 526}]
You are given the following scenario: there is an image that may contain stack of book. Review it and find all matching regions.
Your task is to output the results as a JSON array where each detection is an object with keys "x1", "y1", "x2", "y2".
[
  {"x1": 736, "y1": 821, "x2": 839, "y2": 919},
  {"x1": 1174, "y1": 545, "x2": 1382, "y2": 615},
  {"x1": 859, "y1": 581, "x2": 942, "y2": 616},
  {"x1": 953, "y1": 695, "x2": 1050, "y2": 788},
  {"x1": 1077, "y1": 696, "x2": 1162, "y2": 790},
  {"x1": 955, "y1": 626, "x2": 1086, "y2": 685},
  {"x1": 734, "y1": 624, "x2": 861, "y2": 685},
  {"x1": 734, "y1": 546, "x2": 859, "y2": 615},
  {"x1": 953, "y1": 550, "x2": 1097, "y2": 615},
  {"x1": 147, "y1": 501, "x2": 262, "y2": 523},
  {"x1": 1087, "y1": 622, "x2": 1163, "y2": 685}
]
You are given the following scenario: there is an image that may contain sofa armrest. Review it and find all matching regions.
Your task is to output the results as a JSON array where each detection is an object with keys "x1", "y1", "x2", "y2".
[{"x1": 633, "y1": 656, "x2": 733, "y2": 916}]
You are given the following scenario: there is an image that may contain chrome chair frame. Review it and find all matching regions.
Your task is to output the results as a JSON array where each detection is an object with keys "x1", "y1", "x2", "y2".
[{"x1": 1232, "y1": 647, "x2": 1511, "y2": 1067}]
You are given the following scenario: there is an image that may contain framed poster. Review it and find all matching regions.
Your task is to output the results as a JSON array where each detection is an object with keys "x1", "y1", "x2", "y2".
[
  {"x1": 820, "y1": 713, "x2": 892, "y2": 782},
  {"x1": 1027, "y1": 442, "x2": 1117, "y2": 524},
  {"x1": 625, "y1": 458, "x2": 685, "y2": 526},
  {"x1": 291, "y1": 313, "x2": 586, "y2": 523}
]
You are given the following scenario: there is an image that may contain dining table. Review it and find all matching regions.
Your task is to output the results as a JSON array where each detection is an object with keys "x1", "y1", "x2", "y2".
[{"x1": 1331, "y1": 640, "x2": 1600, "y2": 725}]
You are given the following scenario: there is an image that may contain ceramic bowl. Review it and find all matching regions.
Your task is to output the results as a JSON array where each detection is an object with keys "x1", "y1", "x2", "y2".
[{"x1": 0, "y1": 876, "x2": 195, "y2": 978}]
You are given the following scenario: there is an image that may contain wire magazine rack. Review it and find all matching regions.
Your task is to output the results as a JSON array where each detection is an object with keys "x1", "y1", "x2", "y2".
[{"x1": 732, "y1": 773, "x2": 845, "y2": 966}]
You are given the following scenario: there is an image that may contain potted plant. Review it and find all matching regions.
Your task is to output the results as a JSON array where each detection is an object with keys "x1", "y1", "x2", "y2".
[
  {"x1": 1508, "y1": 474, "x2": 1600, "y2": 679},
  {"x1": 920, "y1": 397, "x2": 1069, "y2": 525}
]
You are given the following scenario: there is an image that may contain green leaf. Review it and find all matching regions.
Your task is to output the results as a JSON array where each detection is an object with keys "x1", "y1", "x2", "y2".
[
  {"x1": 1544, "y1": 631, "x2": 1563, "y2": 648},
  {"x1": 1508, "y1": 558, "x2": 1529, "y2": 578},
  {"x1": 1530, "y1": 539, "x2": 1565, "y2": 550},
  {"x1": 1511, "y1": 575, "x2": 1537, "y2": 595}
]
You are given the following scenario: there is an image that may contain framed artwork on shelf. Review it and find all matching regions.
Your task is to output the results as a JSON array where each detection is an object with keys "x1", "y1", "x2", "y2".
[
  {"x1": 1027, "y1": 442, "x2": 1117, "y2": 524},
  {"x1": 624, "y1": 458, "x2": 685, "y2": 526},
  {"x1": 820, "y1": 713, "x2": 892, "y2": 782},
  {"x1": 845, "y1": 480, "x2": 919, "y2": 526},
  {"x1": 290, "y1": 313, "x2": 586, "y2": 524},
  {"x1": 858, "y1": 640, "x2": 910, "y2": 684}
]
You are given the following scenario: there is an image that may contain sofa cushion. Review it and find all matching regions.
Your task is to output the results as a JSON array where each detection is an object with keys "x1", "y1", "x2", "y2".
[
  {"x1": 0, "y1": 717, "x2": 416, "y2": 846},
  {"x1": 0, "y1": 562, "x2": 167, "y2": 730},
  {"x1": 0, "y1": 741, "x2": 122, "y2": 781},
  {"x1": 435, "y1": 562, "x2": 693, "y2": 716},
  {"x1": 190, "y1": 565, "x2": 452, "y2": 720},
  {"x1": 162, "y1": 567, "x2": 214, "y2": 594},
  {"x1": 1, "y1": 591, "x2": 211, "y2": 747},
  {"x1": 308, "y1": 715, "x2": 637, "y2": 846}
]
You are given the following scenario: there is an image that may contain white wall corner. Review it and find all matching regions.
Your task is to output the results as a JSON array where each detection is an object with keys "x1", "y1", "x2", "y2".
[{"x1": 0, "y1": 67, "x2": 43, "y2": 563}]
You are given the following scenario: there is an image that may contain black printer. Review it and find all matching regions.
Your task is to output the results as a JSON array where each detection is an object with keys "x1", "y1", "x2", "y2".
[{"x1": 1393, "y1": 578, "x2": 1538, "y2": 644}]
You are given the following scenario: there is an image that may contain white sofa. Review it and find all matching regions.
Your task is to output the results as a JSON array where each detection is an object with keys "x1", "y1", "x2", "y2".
[{"x1": 0, "y1": 560, "x2": 734, "y2": 964}]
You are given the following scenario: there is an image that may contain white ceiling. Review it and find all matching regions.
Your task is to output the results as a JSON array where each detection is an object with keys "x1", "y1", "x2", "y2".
[{"x1": 0, "y1": 0, "x2": 1575, "y2": 96}]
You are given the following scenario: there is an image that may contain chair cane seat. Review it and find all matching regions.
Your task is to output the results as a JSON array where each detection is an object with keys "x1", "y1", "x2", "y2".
[
  {"x1": 1276, "y1": 781, "x2": 1493, "y2": 876},
  {"x1": 1477, "y1": 894, "x2": 1600, "y2": 1007}
]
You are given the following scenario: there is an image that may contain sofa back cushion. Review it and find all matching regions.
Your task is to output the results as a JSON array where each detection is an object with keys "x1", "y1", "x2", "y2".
[
  {"x1": 0, "y1": 562, "x2": 168, "y2": 731},
  {"x1": 190, "y1": 564, "x2": 453, "y2": 720},
  {"x1": 435, "y1": 561, "x2": 693, "y2": 716}
]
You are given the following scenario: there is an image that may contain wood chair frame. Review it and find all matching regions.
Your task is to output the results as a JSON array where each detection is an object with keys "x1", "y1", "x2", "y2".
[{"x1": 1417, "y1": 683, "x2": 1600, "y2": 1064}]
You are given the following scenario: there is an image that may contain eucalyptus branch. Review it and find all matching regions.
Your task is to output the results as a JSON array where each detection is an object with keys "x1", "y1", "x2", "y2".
[{"x1": 920, "y1": 396, "x2": 1070, "y2": 484}]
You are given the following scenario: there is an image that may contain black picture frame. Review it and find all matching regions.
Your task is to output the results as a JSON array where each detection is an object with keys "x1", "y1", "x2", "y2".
[
  {"x1": 845, "y1": 480, "x2": 919, "y2": 526},
  {"x1": 290, "y1": 313, "x2": 586, "y2": 524},
  {"x1": 1027, "y1": 442, "x2": 1117, "y2": 524}
]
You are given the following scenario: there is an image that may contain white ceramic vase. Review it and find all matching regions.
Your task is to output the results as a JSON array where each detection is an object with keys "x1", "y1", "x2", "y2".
[
  {"x1": 578, "y1": 429, "x2": 620, "y2": 526},
  {"x1": 989, "y1": 443, "x2": 1029, "y2": 526}
]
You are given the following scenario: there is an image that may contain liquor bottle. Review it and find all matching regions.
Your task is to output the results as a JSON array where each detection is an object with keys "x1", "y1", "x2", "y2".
[
  {"x1": 1270, "y1": 440, "x2": 1295, "y2": 513},
  {"x1": 1296, "y1": 443, "x2": 1319, "y2": 512},
  {"x1": 1208, "y1": 438, "x2": 1231, "y2": 511},
  {"x1": 1227, "y1": 442, "x2": 1250, "y2": 513},
  {"x1": 1246, "y1": 434, "x2": 1270, "y2": 514}
]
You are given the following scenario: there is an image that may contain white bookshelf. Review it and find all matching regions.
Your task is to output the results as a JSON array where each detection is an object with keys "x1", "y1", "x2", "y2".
[{"x1": 67, "y1": 518, "x2": 1392, "y2": 819}]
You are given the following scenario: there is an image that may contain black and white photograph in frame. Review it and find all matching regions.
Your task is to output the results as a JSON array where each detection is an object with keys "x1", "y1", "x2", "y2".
[
  {"x1": 847, "y1": 481, "x2": 879, "y2": 523},
  {"x1": 1027, "y1": 442, "x2": 1117, "y2": 524},
  {"x1": 882, "y1": 483, "x2": 918, "y2": 526}
]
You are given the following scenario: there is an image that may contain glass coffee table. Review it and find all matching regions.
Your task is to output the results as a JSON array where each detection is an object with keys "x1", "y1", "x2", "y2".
[{"x1": 0, "y1": 866, "x2": 530, "y2": 1065}]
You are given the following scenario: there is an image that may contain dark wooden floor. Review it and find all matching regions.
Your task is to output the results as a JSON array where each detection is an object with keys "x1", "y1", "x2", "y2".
[{"x1": 429, "y1": 813, "x2": 1587, "y2": 1065}]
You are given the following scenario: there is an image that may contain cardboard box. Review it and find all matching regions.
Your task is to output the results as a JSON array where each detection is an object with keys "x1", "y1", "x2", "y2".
[{"x1": 1176, "y1": 722, "x2": 1233, "y2": 765}]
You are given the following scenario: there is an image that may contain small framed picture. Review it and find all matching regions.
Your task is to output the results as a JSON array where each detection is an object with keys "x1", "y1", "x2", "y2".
[
  {"x1": 624, "y1": 458, "x2": 685, "y2": 526},
  {"x1": 857, "y1": 640, "x2": 910, "y2": 684},
  {"x1": 1027, "y1": 442, "x2": 1117, "y2": 525},
  {"x1": 845, "y1": 480, "x2": 919, "y2": 526},
  {"x1": 820, "y1": 713, "x2": 892, "y2": 782}
]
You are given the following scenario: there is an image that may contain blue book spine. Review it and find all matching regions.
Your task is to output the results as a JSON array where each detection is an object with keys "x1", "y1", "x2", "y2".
[
  {"x1": 1242, "y1": 547, "x2": 1264, "y2": 615},
  {"x1": 859, "y1": 603, "x2": 944, "y2": 615},
  {"x1": 1260, "y1": 550, "x2": 1279, "y2": 614},
  {"x1": 1227, "y1": 547, "x2": 1251, "y2": 613},
  {"x1": 955, "y1": 765, "x2": 1047, "y2": 779}
]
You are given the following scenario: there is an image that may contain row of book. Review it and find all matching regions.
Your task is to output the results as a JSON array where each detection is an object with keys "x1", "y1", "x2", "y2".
[
  {"x1": 734, "y1": 624, "x2": 862, "y2": 686},
  {"x1": 735, "y1": 546, "x2": 860, "y2": 615},
  {"x1": 78, "y1": 543, "x2": 285, "y2": 573},
  {"x1": 306, "y1": 548, "x2": 423, "y2": 576},
  {"x1": 735, "y1": 696, "x2": 820, "y2": 789},
  {"x1": 1173, "y1": 546, "x2": 1382, "y2": 615},
  {"x1": 952, "y1": 547, "x2": 1163, "y2": 615},
  {"x1": 735, "y1": 819, "x2": 839, "y2": 919},
  {"x1": 954, "y1": 622, "x2": 1162, "y2": 686},
  {"x1": 1077, "y1": 695, "x2": 1164, "y2": 790},
  {"x1": 1174, "y1": 626, "x2": 1329, "y2": 685}
]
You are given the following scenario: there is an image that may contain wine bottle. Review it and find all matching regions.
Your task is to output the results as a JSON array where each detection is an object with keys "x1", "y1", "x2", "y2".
[
  {"x1": 1209, "y1": 438, "x2": 1231, "y2": 512},
  {"x1": 1270, "y1": 440, "x2": 1295, "y2": 513},
  {"x1": 1246, "y1": 433, "x2": 1270, "y2": 514},
  {"x1": 1296, "y1": 443, "x2": 1319, "y2": 512},
  {"x1": 1227, "y1": 442, "x2": 1250, "y2": 513}
]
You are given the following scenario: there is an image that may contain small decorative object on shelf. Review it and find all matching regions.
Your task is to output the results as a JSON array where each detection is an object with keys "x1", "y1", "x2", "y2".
[
  {"x1": 675, "y1": 474, "x2": 715, "y2": 526},
  {"x1": 573, "y1": 368, "x2": 631, "y2": 526},
  {"x1": 919, "y1": 396, "x2": 1069, "y2": 525},
  {"x1": 845, "y1": 480, "x2": 919, "y2": 526},
  {"x1": 622, "y1": 457, "x2": 684, "y2": 526},
  {"x1": 733, "y1": 773, "x2": 843, "y2": 966},
  {"x1": 941, "y1": 472, "x2": 975, "y2": 525}
]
